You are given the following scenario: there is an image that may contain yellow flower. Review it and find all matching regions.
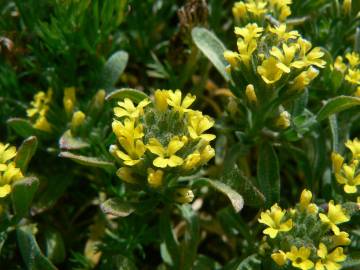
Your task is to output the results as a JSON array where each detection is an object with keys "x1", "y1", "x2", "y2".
[
  {"x1": 299, "y1": 189, "x2": 318, "y2": 214},
  {"x1": 26, "y1": 89, "x2": 52, "y2": 118},
  {"x1": 335, "y1": 161, "x2": 360, "y2": 193},
  {"x1": 0, "y1": 162, "x2": 23, "y2": 197},
  {"x1": 71, "y1": 111, "x2": 86, "y2": 130},
  {"x1": 257, "y1": 57, "x2": 284, "y2": 84},
  {"x1": 345, "y1": 138, "x2": 360, "y2": 159},
  {"x1": 290, "y1": 67, "x2": 319, "y2": 91},
  {"x1": 147, "y1": 137, "x2": 185, "y2": 168},
  {"x1": 245, "y1": 1, "x2": 268, "y2": 17},
  {"x1": 258, "y1": 203, "x2": 293, "y2": 238},
  {"x1": 270, "y1": 43, "x2": 297, "y2": 73},
  {"x1": 187, "y1": 111, "x2": 216, "y2": 141},
  {"x1": 271, "y1": 250, "x2": 287, "y2": 266},
  {"x1": 345, "y1": 69, "x2": 360, "y2": 85},
  {"x1": 245, "y1": 84, "x2": 257, "y2": 103},
  {"x1": 268, "y1": 24, "x2": 300, "y2": 41},
  {"x1": 154, "y1": 90, "x2": 170, "y2": 111},
  {"x1": 237, "y1": 39, "x2": 257, "y2": 67},
  {"x1": 147, "y1": 168, "x2": 164, "y2": 188},
  {"x1": 345, "y1": 52, "x2": 360, "y2": 67},
  {"x1": 116, "y1": 167, "x2": 138, "y2": 184},
  {"x1": 200, "y1": 145, "x2": 215, "y2": 164},
  {"x1": 33, "y1": 116, "x2": 52, "y2": 132},
  {"x1": 224, "y1": 51, "x2": 240, "y2": 67},
  {"x1": 173, "y1": 188, "x2": 194, "y2": 204},
  {"x1": 167, "y1": 90, "x2": 196, "y2": 114},
  {"x1": 232, "y1": 2, "x2": 247, "y2": 21},
  {"x1": 114, "y1": 98, "x2": 151, "y2": 119},
  {"x1": 182, "y1": 151, "x2": 201, "y2": 171},
  {"x1": 333, "y1": 56, "x2": 347, "y2": 73},
  {"x1": 319, "y1": 201, "x2": 350, "y2": 235},
  {"x1": 234, "y1": 23, "x2": 264, "y2": 43},
  {"x1": 331, "y1": 231, "x2": 351, "y2": 246},
  {"x1": 315, "y1": 243, "x2": 346, "y2": 270},
  {"x1": 286, "y1": 246, "x2": 314, "y2": 270},
  {"x1": 63, "y1": 87, "x2": 76, "y2": 114},
  {"x1": 331, "y1": 152, "x2": 344, "y2": 174},
  {"x1": 0, "y1": 143, "x2": 17, "y2": 164},
  {"x1": 292, "y1": 38, "x2": 326, "y2": 69},
  {"x1": 276, "y1": 111, "x2": 291, "y2": 129},
  {"x1": 112, "y1": 118, "x2": 144, "y2": 142},
  {"x1": 113, "y1": 139, "x2": 146, "y2": 166}
]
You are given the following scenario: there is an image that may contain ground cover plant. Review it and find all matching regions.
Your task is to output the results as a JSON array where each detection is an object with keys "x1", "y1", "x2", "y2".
[{"x1": 1, "y1": 0, "x2": 360, "y2": 269}]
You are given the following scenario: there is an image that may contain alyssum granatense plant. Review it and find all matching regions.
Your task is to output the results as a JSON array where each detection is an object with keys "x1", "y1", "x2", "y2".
[{"x1": 109, "y1": 89, "x2": 216, "y2": 204}]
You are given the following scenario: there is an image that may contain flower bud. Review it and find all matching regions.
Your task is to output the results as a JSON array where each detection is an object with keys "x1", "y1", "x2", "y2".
[
  {"x1": 117, "y1": 167, "x2": 138, "y2": 184},
  {"x1": 343, "y1": 0, "x2": 351, "y2": 16},
  {"x1": 147, "y1": 168, "x2": 164, "y2": 188},
  {"x1": 271, "y1": 250, "x2": 287, "y2": 266},
  {"x1": 154, "y1": 90, "x2": 169, "y2": 111},
  {"x1": 245, "y1": 84, "x2": 257, "y2": 103},
  {"x1": 71, "y1": 111, "x2": 86, "y2": 130},
  {"x1": 331, "y1": 152, "x2": 344, "y2": 173},
  {"x1": 173, "y1": 188, "x2": 194, "y2": 204},
  {"x1": 276, "y1": 111, "x2": 291, "y2": 129}
]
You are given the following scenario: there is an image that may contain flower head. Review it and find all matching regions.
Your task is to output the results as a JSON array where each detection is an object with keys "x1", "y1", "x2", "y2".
[
  {"x1": 319, "y1": 201, "x2": 350, "y2": 235},
  {"x1": 286, "y1": 246, "x2": 314, "y2": 270},
  {"x1": 345, "y1": 138, "x2": 360, "y2": 159},
  {"x1": 147, "y1": 137, "x2": 185, "y2": 168},
  {"x1": 167, "y1": 90, "x2": 196, "y2": 114},
  {"x1": 315, "y1": 243, "x2": 346, "y2": 270},
  {"x1": 114, "y1": 98, "x2": 150, "y2": 119}
]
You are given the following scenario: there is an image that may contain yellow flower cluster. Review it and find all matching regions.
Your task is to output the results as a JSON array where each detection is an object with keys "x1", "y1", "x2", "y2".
[
  {"x1": 259, "y1": 190, "x2": 352, "y2": 270},
  {"x1": 332, "y1": 138, "x2": 360, "y2": 194},
  {"x1": 110, "y1": 90, "x2": 215, "y2": 202},
  {"x1": 0, "y1": 143, "x2": 23, "y2": 197},
  {"x1": 26, "y1": 89, "x2": 52, "y2": 132},
  {"x1": 224, "y1": 23, "x2": 325, "y2": 92},
  {"x1": 332, "y1": 52, "x2": 360, "y2": 96},
  {"x1": 233, "y1": 0, "x2": 292, "y2": 23}
]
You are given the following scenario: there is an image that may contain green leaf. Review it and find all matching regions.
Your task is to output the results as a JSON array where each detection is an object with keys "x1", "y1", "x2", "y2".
[
  {"x1": 106, "y1": 88, "x2": 149, "y2": 103},
  {"x1": 100, "y1": 198, "x2": 135, "y2": 217},
  {"x1": 15, "y1": 136, "x2": 38, "y2": 173},
  {"x1": 257, "y1": 142, "x2": 280, "y2": 207},
  {"x1": 329, "y1": 115, "x2": 339, "y2": 152},
  {"x1": 160, "y1": 211, "x2": 180, "y2": 267},
  {"x1": 11, "y1": 177, "x2": 39, "y2": 218},
  {"x1": 59, "y1": 130, "x2": 90, "y2": 150},
  {"x1": 191, "y1": 27, "x2": 230, "y2": 81},
  {"x1": 17, "y1": 225, "x2": 57, "y2": 270},
  {"x1": 316, "y1": 96, "x2": 360, "y2": 121},
  {"x1": 195, "y1": 178, "x2": 244, "y2": 212},
  {"x1": 59, "y1": 151, "x2": 116, "y2": 171},
  {"x1": 43, "y1": 228, "x2": 66, "y2": 264},
  {"x1": 102, "y1": 50, "x2": 129, "y2": 88},
  {"x1": 342, "y1": 251, "x2": 360, "y2": 269},
  {"x1": 7, "y1": 118, "x2": 36, "y2": 138}
]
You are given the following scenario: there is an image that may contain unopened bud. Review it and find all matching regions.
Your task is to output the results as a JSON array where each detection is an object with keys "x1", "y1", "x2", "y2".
[
  {"x1": 71, "y1": 111, "x2": 86, "y2": 133},
  {"x1": 245, "y1": 84, "x2": 257, "y2": 103},
  {"x1": 276, "y1": 111, "x2": 291, "y2": 129},
  {"x1": 173, "y1": 188, "x2": 194, "y2": 204}
]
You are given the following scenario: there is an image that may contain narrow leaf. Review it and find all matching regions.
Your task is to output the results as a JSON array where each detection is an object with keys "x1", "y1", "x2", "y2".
[
  {"x1": 59, "y1": 151, "x2": 116, "y2": 171},
  {"x1": 195, "y1": 178, "x2": 244, "y2": 212},
  {"x1": 7, "y1": 118, "x2": 36, "y2": 138},
  {"x1": 15, "y1": 136, "x2": 38, "y2": 173},
  {"x1": 100, "y1": 198, "x2": 135, "y2": 217},
  {"x1": 192, "y1": 27, "x2": 230, "y2": 81},
  {"x1": 106, "y1": 88, "x2": 149, "y2": 103},
  {"x1": 257, "y1": 142, "x2": 280, "y2": 207},
  {"x1": 11, "y1": 177, "x2": 39, "y2": 218},
  {"x1": 102, "y1": 50, "x2": 129, "y2": 88},
  {"x1": 316, "y1": 96, "x2": 360, "y2": 121}
]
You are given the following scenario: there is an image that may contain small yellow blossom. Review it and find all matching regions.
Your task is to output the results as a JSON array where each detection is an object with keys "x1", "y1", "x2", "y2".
[
  {"x1": 319, "y1": 201, "x2": 350, "y2": 235},
  {"x1": 258, "y1": 203, "x2": 293, "y2": 238},
  {"x1": 245, "y1": 84, "x2": 257, "y2": 103},
  {"x1": 299, "y1": 189, "x2": 318, "y2": 214},
  {"x1": 167, "y1": 90, "x2": 196, "y2": 114},
  {"x1": 271, "y1": 250, "x2": 287, "y2": 266},
  {"x1": 71, "y1": 111, "x2": 86, "y2": 130},
  {"x1": 345, "y1": 52, "x2": 360, "y2": 67},
  {"x1": 154, "y1": 90, "x2": 170, "y2": 111},
  {"x1": 199, "y1": 145, "x2": 215, "y2": 164},
  {"x1": 114, "y1": 98, "x2": 151, "y2": 119},
  {"x1": 345, "y1": 138, "x2": 360, "y2": 159},
  {"x1": 276, "y1": 111, "x2": 291, "y2": 129},
  {"x1": 0, "y1": 143, "x2": 17, "y2": 164},
  {"x1": 33, "y1": 116, "x2": 52, "y2": 132},
  {"x1": 270, "y1": 43, "x2": 297, "y2": 73},
  {"x1": 286, "y1": 246, "x2": 314, "y2": 270},
  {"x1": 147, "y1": 137, "x2": 185, "y2": 168},
  {"x1": 257, "y1": 57, "x2": 284, "y2": 84},
  {"x1": 173, "y1": 188, "x2": 194, "y2": 204},
  {"x1": 335, "y1": 161, "x2": 360, "y2": 193},
  {"x1": 112, "y1": 118, "x2": 144, "y2": 142},
  {"x1": 345, "y1": 69, "x2": 360, "y2": 85},
  {"x1": 245, "y1": 1, "x2": 268, "y2": 17},
  {"x1": 333, "y1": 56, "x2": 347, "y2": 73},
  {"x1": 182, "y1": 151, "x2": 201, "y2": 171},
  {"x1": 27, "y1": 89, "x2": 52, "y2": 132},
  {"x1": 237, "y1": 39, "x2": 257, "y2": 67},
  {"x1": 292, "y1": 38, "x2": 326, "y2": 69},
  {"x1": 232, "y1": 2, "x2": 247, "y2": 21},
  {"x1": 113, "y1": 139, "x2": 146, "y2": 166},
  {"x1": 63, "y1": 87, "x2": 76, "y2": 114},
  {"x1": 234, "y1": 23, "x2": 264, "y2": 42},
  {"x1": 290, "y1": 67, "x2": 319, "y2": 91},
  {"x1": 268, "y1": 24, "x2": 299, "y2": 41},
  {"x1": 224, "y1": 51, "x2": 240, "y2": 67},
  {"x1": 331, "y1": 152, "x2": 344, "y2": 174},
  {"x1": 116, "y1": 167, "x2": 138, "y2": 184},
  {"x1": 187, "y1": 112, "x2": 216, "y2": 141},
  {"x1": 331, "y1": 231, "x2": 351, "y2": 246},
  {"x1": 0, "y1": 162, "x2": 23, "y2": 197},
  {"x1": 315, "y1": 243, "x2": 346, "y2": 270},
  {"x1": 147, "y1": 168, "x2": 164, "y2": 187}
]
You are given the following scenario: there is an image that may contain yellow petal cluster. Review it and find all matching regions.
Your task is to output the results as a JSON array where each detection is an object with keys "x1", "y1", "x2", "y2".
[
  {"x1": 0, "y1": 143, "x2": 23, "y2": 198},
  {"x1": 111, "y1": 89, "x2": 215, "y2": 200},
  {"x1": 26, "y1": 89, "x2": 52, "y2": 132},
  {"x1": 319, "y1": 201, "x2": 350, "y2": 235}
]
